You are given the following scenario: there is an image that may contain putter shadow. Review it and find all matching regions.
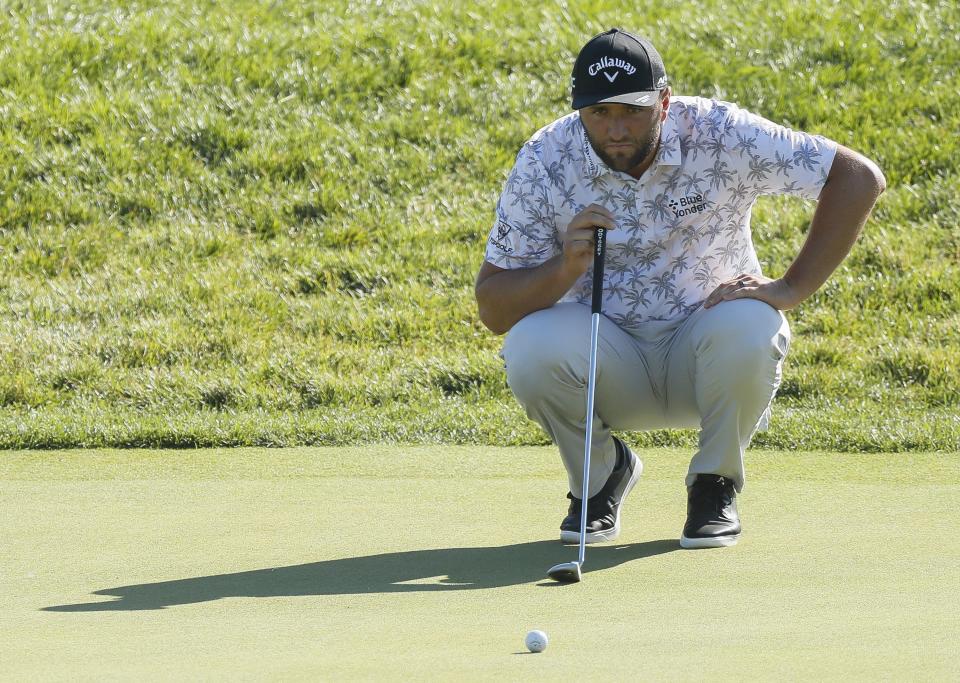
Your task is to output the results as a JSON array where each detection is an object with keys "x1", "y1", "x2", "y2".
[{"x1": 43, "y1": 539, "x2": 679, "y2": 612}]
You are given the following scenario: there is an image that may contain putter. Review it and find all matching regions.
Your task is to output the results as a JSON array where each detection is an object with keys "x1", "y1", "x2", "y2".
[{"x1": 547, "y1": 226, "x2": 607, "y2": 583}]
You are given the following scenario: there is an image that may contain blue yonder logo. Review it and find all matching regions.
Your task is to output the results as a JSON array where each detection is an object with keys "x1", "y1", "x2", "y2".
[{"x1": 669, "y1": 194, "x2": 707, "y2": 217}]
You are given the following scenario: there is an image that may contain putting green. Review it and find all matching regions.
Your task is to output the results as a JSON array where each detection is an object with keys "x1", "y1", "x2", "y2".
[{"x1": 3, "y1": 446, "x2": 958, "y2": 680}]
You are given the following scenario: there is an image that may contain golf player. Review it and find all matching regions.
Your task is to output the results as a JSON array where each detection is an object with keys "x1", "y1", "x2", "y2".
[{"x1": 475, "y1": 29, "x2": 885, "y2": 548}]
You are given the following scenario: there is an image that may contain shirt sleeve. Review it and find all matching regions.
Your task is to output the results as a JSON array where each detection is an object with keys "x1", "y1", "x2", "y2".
[
  {"x1": 724, "y1": 104, "x2": 838, "y2": 200},
  {"x1": 484, "y1": 144, "x2": 561, "y2": 269}
]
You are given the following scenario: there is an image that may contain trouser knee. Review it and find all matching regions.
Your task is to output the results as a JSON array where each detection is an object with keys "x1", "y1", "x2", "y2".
[
  {"x1": 501, "y1": 305, "x2": 589, "y2": 405},
  {"x1": 693, "y1": 300, "x2": 790, "y2": 374}
]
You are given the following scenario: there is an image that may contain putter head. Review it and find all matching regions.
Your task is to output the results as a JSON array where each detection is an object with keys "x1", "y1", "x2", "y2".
[{"x1": 546, "y1": 560, "x2": 582, "y2": 583}]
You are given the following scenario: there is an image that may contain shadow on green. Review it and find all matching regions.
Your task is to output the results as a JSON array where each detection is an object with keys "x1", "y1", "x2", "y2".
[{"x1": 44, "y1": 539, "x2": 679, "y2": 612}]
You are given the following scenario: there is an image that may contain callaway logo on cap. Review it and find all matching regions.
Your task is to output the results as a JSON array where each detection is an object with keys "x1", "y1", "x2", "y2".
[{"x1": 571, "y1": 28, "x2": 668, "y2": 110}]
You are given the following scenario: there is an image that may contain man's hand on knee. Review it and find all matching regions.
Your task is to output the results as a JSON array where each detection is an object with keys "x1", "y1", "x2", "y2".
[{"x1": 703, "y1": 274, "x2": 801, "y2": 310}]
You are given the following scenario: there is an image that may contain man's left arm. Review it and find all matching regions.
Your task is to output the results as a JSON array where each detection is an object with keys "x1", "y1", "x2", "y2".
[{"x1": 705, "y1": 145, "x2": 886, "y2": 310}]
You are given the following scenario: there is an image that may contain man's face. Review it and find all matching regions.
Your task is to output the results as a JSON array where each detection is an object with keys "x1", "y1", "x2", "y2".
[{"x1": 580, "y1": 93, "x2": 669, "y2": 177}]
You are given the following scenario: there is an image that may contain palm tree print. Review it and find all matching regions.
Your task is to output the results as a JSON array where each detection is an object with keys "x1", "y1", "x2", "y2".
[
  {"x1": 636, "y1": 241, "x2": 665, "y2": 271},
  {"x1": 792, "y1": 142, "x2": 822, "y2": 171},
  {"x1": 680, "y1": 171, "x2": 707, "y2": 195},
  {"x1": 728, "y1": 181, "x2": 750, "y2": 204},
  {"x1": 667, "y1": 287, "x2": 690, "y2": 315},
  {"x1": 605, "y1": 278, "x2": 628, "y2": 301},
  {"x1": 643, "y1": 193, "x2": 672, "y2": 222},
  {"x1": 722, "y1": 220, "x2": 742, "y2": 240},
  {"x1": 620, "y1": 215, "x2": 646, "y2": 240},
  {"x1": 703, "y1": 202, "x2": 725, "y2": 224},
  {"x1": 669, "y1": 253, "x2": 690, "y2": 274},
  {"x1": 557, "y1": 139, "x2": 577, "y2": 165},
  {"x1": 706, "y1": 160, "x2": 735, "y2": 190},
  {"x1": 747, "y1": 155, "x2": 774, "y2": 182},
  {"x1": 733, "y1": 131, "x2": 759, "y2": 158},
  {"x1": 685, "y1": 136, "x2": 710, "y2": 162},
  {"x1": 616, "y1": 187, "x2": 638, "y2": 212},
  {"x1": 545, "y1": 160, "x2": 564, "y2": 188},
  {"x1": 598, "y1": 184, "x2": 618, "y2": 206},
  {"x1": 717, "y1": 240, "x2": 741, "y2": 267},
  {"x1": 610, "y1": 309, "x2": 646, "y2": 329},
  {"x1": 623, "y1": 265, "x2": 647, "y2": 288},
  {"x1": 703, "y1": 222, "x2": 724, "y2": 245},
  {"x1": 663, "y1": 168, "x2": 683, "y2": 193},
  {"x1": 651, "y1": 271, "x2": 677, "y2": 300},
  {"x1": 772, "y1": 151, "x2": 794, "y2": 176},
  {"x1": 557, "y1": 182, "x2": 578, "y2": 210},
  {"x1": 588, "y1": 175, "x2": 608, "y2": 194},
  {"x1": 694, "y1": 258, "x2": 719, "y2": 287},
  {"x1": 735, "y1": 252, "x2": 754, "y2": 273},
  {"x1": 623, "y1": 286, "x2": 652, "y2": 309},
  {"x1": 779, "y1": 180, "x2": 801, "y2": 194},
  {"x1": 705, "y1": 135, "x2": 727, "y2": 161},
  {"x1": 676, "y1": 222, "x2": 699, "y2": 249}
]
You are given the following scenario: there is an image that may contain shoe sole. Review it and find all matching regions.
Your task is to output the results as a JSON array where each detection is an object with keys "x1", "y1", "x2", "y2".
[
  {"x1": 560, "y1": 455, "x2": 643, "y2": 545},
  {"x1": 679, "y1": 533, "x2": 740, "y2": 549}
]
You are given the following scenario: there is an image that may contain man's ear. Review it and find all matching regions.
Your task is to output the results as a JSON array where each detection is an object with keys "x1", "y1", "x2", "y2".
[{"x1": 659, "y1": 87, "x2": 672, "y2": 121}]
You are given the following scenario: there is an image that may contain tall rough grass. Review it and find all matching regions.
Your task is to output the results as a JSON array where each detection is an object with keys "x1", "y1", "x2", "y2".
[{"x1": 0, "y1": 0, "x2": 957, "y2": 449}]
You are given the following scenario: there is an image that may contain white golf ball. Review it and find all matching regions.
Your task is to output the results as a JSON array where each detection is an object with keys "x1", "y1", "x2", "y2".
[{"x1": 525, "y1": 630, "x2": 548, "y2": 653}]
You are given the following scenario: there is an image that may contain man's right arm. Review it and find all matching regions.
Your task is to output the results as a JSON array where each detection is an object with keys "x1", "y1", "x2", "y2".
[
  {"x1": 475, "y1": 204, "x2": 617, "y2": 335},
  {"x1": 475, "y1": 256, "x2": 583, "y2": 335}
]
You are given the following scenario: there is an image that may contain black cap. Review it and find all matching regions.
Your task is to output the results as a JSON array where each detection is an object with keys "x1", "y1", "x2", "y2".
[{"x1": 571, "y1": 29, "x2": 668, "y2": 110}]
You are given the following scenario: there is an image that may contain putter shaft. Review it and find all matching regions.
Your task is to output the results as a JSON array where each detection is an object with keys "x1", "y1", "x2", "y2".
[{"x1": 548, "y1": 228, "x2": 606, "y2": 583}]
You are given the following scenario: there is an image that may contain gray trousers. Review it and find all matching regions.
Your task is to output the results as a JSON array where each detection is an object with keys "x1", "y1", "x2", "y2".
[{"x1": 501, "y1": 299, "x2": 790, "y2": 496}]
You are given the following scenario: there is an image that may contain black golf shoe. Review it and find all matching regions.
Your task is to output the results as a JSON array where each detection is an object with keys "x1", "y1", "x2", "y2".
[
  {"x1": 560, "y1": 437, "x2": 642, "y2": 544},
  {"x1": 680, "y1": 474, "x2": 741, "y2": 548}
]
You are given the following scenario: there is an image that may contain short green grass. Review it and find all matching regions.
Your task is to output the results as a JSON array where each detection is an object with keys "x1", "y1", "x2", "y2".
[
  {"x1": 3, "y1": 447, "x2": 959, "y2": 679},
  {"x1": 1, "y1": 0, "x2": 958, "y2": 449}
]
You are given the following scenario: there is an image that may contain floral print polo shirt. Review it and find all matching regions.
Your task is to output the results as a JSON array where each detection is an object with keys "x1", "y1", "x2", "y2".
[{"x1": 484, "y1": 96, "x2": 838, "y2": 330}]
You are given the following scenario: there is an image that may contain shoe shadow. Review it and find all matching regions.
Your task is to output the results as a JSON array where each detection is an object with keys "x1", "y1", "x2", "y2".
[{"x1": 43, "y1": 539, "x2": 679, "y2": 612}]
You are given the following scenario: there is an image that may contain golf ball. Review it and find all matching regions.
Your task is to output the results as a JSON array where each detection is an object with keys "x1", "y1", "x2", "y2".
[{"x1": 525, "y1": 630, "x2": 548, "y2": 653}]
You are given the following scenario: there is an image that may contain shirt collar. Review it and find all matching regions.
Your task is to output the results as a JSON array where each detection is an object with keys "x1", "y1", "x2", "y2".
[
  {"x1": 656, "y1": 105, "x2": 682, "y2": 168},
  {"x1": 576, "y1": 105, "x2": 682, "y2": 179},
  {"x1": 577, "y1": 115, "x2": 606, "y2": 179}
]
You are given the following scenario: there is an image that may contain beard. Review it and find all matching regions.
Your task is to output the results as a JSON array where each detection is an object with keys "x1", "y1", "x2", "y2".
[{"x1": 586, "y1": 119, "x2": 662, "y2": 174}]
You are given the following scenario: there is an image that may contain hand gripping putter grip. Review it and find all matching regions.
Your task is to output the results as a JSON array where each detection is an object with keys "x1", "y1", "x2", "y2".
[{"x1": 547, "y1": 227, "x2": 607, "y2": 583}]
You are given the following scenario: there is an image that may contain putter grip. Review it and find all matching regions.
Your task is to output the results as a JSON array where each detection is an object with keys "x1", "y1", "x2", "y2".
[{"x1": 590, "y1": 227, "x2": 607, "y2": 314}]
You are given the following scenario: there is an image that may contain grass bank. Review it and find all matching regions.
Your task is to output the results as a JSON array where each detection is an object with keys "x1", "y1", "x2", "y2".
[{"x1": 1, "y1": 0, "x2": 958, "y2": 449}]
